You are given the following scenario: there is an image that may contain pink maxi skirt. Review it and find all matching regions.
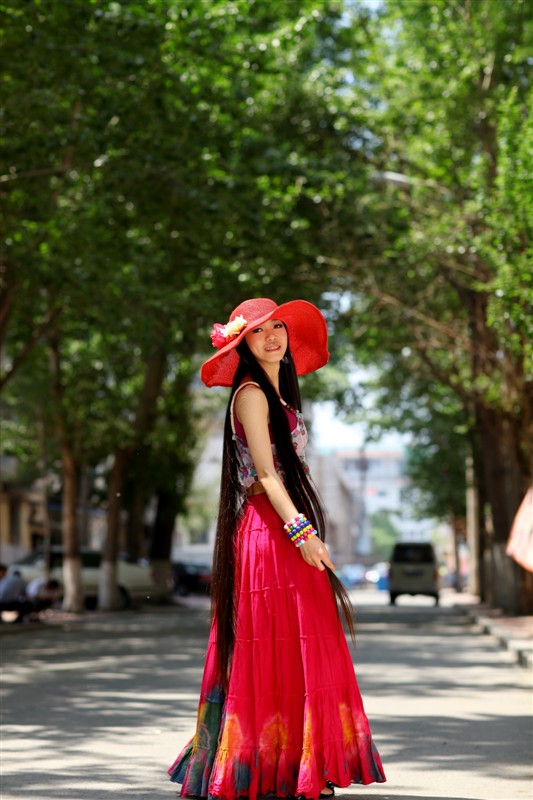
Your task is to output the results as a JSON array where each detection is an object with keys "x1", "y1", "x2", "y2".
[{"x1": 168, "y1": 494, "x2": 386, "y2": 799}]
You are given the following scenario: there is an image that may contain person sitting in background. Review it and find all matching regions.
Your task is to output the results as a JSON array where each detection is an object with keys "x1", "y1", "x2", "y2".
[
  {"x1": 26, "y1": 577, "x2": 61, "y2": 616},
  {"x1": 0, "y1": 569, "x2": 29, "y2": 622},
  {"x1": 0, "y1": 568, "x2": 27, "y2": 603}
]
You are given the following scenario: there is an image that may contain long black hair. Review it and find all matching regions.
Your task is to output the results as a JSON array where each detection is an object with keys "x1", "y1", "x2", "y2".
[{"x1": 211, "y1": 336, "x2": 355, "y2": 687}]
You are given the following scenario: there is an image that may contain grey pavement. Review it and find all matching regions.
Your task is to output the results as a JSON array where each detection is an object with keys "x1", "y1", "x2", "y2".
[{"x1": 1, "y1": 590, "x2": 532, "y2": 800}]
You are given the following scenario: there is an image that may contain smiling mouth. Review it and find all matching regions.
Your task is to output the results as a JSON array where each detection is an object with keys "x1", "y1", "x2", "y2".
[{"x1": 264, "y1": 345, "x2": 280, "y2": 352}]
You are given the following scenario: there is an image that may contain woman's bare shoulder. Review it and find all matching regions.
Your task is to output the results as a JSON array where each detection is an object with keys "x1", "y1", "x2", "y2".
[{"x1": 235, "y1": 383, "x2": 267, "y2": 418}]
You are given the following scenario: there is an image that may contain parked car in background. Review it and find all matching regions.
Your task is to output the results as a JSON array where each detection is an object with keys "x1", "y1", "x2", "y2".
[
  {"x1": 388, "y1": 542, "x2": 439, "y2": 605},
  {"x1": 7, "y1": 548, "x2": 158, "y2": 609},
  {"x1": 171, "y1": 559, "x2": 212, "y2": 596}
]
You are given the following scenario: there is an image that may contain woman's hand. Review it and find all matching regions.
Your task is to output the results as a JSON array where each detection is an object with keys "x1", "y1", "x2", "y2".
[{"x1": 299, "y1": 536, "x2": 335, "y2": 571}]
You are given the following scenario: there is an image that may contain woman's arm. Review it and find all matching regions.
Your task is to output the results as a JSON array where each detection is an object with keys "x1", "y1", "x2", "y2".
[{"x1": 236, "y1": 386, "x2": 334, "y2": 571}]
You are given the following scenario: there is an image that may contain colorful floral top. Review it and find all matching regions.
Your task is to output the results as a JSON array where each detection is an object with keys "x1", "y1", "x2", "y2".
[{"x1": 230, "y1": 381, "x2": 308, "y2": 490}]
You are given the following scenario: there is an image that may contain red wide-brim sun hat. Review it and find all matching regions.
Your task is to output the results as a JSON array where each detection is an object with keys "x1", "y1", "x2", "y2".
[{"x1": 201, "y1": 298, "x2": 330, "y2": 388}]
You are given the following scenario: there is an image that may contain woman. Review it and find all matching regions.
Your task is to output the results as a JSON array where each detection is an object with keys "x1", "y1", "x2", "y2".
[{"x1": 168, "y1": 298, "x2": 386, "y2": 800}]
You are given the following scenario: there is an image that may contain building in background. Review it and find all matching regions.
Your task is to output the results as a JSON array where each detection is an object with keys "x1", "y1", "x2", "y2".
[
  {"x1": 174, "y1": 414, "x2": 439, "y2": 568},
  {"x1": 171, "y1": 425, "x2": 222, "y2": 562},
  {"x1": 310, "y1": 449, "x2": 399, "y2": 563},
  {"x1": 309, "y1": 447, "x2": 438, "y2": 566}
]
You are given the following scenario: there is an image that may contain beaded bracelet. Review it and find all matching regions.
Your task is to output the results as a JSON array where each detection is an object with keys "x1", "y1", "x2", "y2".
[
  {"x1": 293, "y1": 529, "x2": 316, "y2": 548},
  {"x1": 283, "y1": 513, "x2": 317, "y2": 547},
  {"x1": 285, "y1": 516, "x2": 311, "y2": 534},
  {"x1": 284, "y1": 513, "x2": 306, "y2": 533}
]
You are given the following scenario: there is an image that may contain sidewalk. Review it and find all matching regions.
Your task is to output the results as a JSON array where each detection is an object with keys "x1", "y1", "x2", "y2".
[
  {"x1": 434, "y1": 589, "x2": 533, "y2": 670},
  {"x1": 468, "y1": 605, "x2": 533, "y2": 670}
]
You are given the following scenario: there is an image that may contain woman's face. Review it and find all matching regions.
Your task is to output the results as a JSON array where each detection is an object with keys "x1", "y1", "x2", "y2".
[{"x1": 245, "y1": 318, "x2": 288, "y2": 368}]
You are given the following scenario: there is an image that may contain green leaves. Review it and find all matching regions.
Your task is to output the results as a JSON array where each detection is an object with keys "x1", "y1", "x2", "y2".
[
  {"x1": 2, "y1": 0, "x2": 530, "y2": 564},
  {"x1": 1, "y1": 0, "x2": 370, "y2": 541},
  {"x1": 325, "y1": 0, "x2": 532, "y2": 537}
]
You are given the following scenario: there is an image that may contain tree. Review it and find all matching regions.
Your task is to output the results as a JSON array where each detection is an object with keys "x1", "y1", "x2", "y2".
[
  {"x1": 329, "y1": 0, "x2": 532, "y2": 611},
  {"x1": 1, "y1": 0, "x2": 372, "y2": 608}
]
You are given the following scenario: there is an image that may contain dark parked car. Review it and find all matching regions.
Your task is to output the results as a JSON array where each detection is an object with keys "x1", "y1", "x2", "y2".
[{"x1": 171, "y1": 560, "x2": 212, "y2": 596}]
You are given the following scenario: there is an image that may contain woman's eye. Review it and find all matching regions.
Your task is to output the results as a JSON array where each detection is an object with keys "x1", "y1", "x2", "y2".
[
  {"x1": 252, "y1": 327, "x2": 262, "y2": 334},
  {"x1": 274, "y1": 323, "x2": 283, "y2": 329}
]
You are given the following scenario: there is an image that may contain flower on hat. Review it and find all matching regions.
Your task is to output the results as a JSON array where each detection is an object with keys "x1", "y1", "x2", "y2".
[
  {"x1": 210, "y1": 324, "x2": 227, "y2": 349},
  {"x1": 210, "y1": 315, "x2": 248, "y2": 349}
]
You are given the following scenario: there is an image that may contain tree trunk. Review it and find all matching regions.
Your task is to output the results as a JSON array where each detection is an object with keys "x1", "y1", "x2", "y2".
[
  {"x1": 98, "y1": 559, "x2": 118, "y2": 612},
  {"x1": 150, "y1": 488, "x2": 179, "y2": 603},
  {"x1": 475, "y1": 408, "x2": 531, "y2": 612},
  {"x1": 61, "y1": 449, "x2": 84, "y2": 612},
  {"x1": 450, "y1": 516, "x2": 465, "y2": 593},
  {"x1": 0, "y1": 264, "x2": 15, "y2": 351},
  {"x1": 465, "y1": 451, "x2": 481, "y2": 595},
  {"x1": 482, "y1": 543, "x2": 524, "y2": 613},
  {"x1": 519, "y1": 568, "x2": 533, "y2": 615},
  {"x1": 477, "y1": 409, "x2": 526, "y2": 542},
  {"x1": 36, "y1": 406, "x2": 53, "y2": 578},
  {"x1": 125, "y1": 474, "x2": 145, "y2": 562},
  {"x1": 98, "y1": 448, "x2": 129, "y2": 611},
  {"x1": 48, "y1": 330, "x2": 84, "y2": 612},
  {"x1": 99, "y1": 346, "x2": 169, "y2": 610},
  {"x1": 79, "y1": 465, "x2": 91, "y2": 548},
  {"x1": 464, "y1": 283, "x2": 532, "y2": 613}
]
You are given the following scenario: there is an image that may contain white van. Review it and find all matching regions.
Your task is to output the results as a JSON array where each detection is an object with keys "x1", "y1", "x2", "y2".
[{"x1": 388, "y1": 542, "x2": 439, "y2": 606}]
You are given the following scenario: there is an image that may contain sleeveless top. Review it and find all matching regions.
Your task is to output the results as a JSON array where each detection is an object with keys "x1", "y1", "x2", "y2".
[{"x1": 230, "y1": 381, "x2": 309, "y2": 489}]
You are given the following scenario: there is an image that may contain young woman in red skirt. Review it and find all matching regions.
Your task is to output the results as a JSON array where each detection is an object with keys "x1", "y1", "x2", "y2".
[{"x1": 169, "y1": 298, "x2": 386, "y2": 800}]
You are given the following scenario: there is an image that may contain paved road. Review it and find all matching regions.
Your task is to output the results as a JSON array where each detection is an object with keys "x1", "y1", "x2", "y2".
[{"x1": 1, "y1": 592, "x2": 531, "y2": 800}]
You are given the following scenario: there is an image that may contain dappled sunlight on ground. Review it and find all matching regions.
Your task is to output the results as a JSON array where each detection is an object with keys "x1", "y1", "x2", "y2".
[
  {"x1": 1, "y1": 597, "x2": 531, "y2": 799},
  {"x1": 1, "y1": 607, "x2": 210, "y2": 799}
]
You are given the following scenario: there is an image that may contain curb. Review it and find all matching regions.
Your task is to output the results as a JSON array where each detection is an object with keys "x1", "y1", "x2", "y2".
[{"x1": 467, "y1": 608, "x2": 533, "y2": 670}]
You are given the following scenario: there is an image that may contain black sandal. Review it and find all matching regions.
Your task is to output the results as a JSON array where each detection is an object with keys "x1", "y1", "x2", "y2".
[{"x1": 319, "y1": 781, "x2": 335, "y2": 798}]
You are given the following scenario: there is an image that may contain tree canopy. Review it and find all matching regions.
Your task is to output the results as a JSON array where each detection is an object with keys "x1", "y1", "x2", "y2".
[{"x1": 1, "y1": 0, "x2": 531, "y2": 611}]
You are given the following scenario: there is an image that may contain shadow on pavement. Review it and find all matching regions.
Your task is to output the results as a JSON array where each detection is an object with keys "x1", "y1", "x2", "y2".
[
  {"x1": 1, "y1": 603, "x2": 529, "y2": 800},
  {"x1": 351, "y1": 605, "x2": 526, "y2": 696}
]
